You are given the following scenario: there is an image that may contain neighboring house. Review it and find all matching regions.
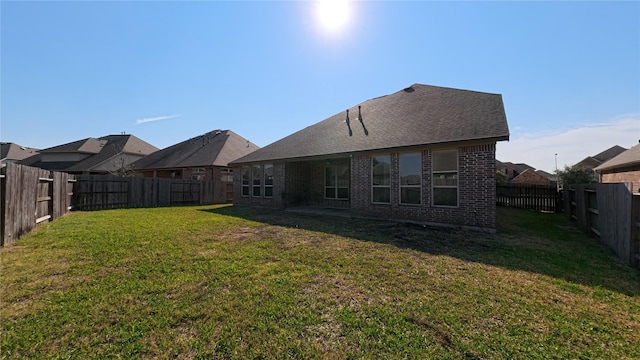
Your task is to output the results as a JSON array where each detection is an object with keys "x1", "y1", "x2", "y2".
[
  {"x1": 0, "y1": 142, "x2": 39, "y2": 167},
  {"x1": 19, "y1": 134, "x2": 159, "y2": 174},
  {"x1": 131, "y1": 130, "x2": 259, "y2": 203},
  {"x1": 496, "y1": 160, "x2": 535, "y2": 181},
  {"x1": 575, "y1": 145, "x2": 627, "y2": 170},
  {"x1": 594, "y1": 144, "x2": 640, "y2": 193},
  {"x1": 230, "y1": 84, "x2": 509, "y2": 229},
  {"x1": 535, "y1": 170, "x2": 557, "y2": 184},
  {"x1": 511, "y1": 168, "x2": 555, "y2": 186}
]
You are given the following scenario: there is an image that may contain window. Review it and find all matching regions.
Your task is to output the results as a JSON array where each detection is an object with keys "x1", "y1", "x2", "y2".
[
  {"x1": 432, "y1": 150, "x2": 458, "y2": 206},
  {"x1": 264, "y1": 164, "x2": 274, "y2": 198},
  {"x1": 241, "y1": 166, "x2": 250, "y2": 196},
  {"x1": 400, "y1": 152, "x2": 421, "y2": 205},
  {"x1": 325, "y1": 165, "x2": 349, "y2": 200},
  {"x1": 221, "y1": 168, "x2": 233, "y2": 182},
  {"x1": 252, "y1": 165, "x2": 261, "y2": 197},
  {"x1": 372, "y1": 155, "x2": 391, "y2": 203}
]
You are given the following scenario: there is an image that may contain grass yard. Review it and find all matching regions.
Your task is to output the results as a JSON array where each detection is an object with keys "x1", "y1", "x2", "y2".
[{"x1": 1, "y1": 205, "x2": 639, "y2": 359}]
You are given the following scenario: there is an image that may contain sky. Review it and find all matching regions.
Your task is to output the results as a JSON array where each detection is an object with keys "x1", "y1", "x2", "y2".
[{"x1": 1, "y1": 0, "x2": 639, "y2": 173}]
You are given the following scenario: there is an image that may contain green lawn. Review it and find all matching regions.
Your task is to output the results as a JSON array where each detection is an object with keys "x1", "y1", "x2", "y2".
[{"x1": 1, "y1": 205, "x2": 639, "y2": 359}]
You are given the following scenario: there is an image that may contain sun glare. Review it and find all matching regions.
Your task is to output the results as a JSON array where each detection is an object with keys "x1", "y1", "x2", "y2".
[{"x1": 316, "y1": 0, "x2": 351, "y2": 33}]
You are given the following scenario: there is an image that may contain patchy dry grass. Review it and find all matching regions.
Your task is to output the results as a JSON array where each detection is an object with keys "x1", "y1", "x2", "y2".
[{"x1": 1, "y1": 205, "x2": 639, "y2": 359}]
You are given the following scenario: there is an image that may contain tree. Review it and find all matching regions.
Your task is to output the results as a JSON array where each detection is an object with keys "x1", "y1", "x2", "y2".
[
  {"x1": 496, "y1": 171, "x2": 508, "y2": 184},
  {"x1": 555, "y1": 164, "x2": 597, "y2": 188}
]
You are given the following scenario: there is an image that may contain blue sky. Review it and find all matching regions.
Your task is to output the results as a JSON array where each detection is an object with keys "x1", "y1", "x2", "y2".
[{"x1": 2, "y1": 1, "x2": 639, "y2": 172}]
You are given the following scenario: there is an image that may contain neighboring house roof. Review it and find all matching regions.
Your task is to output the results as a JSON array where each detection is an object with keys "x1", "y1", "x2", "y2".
[
  {"x1": 1, "y1": 142, "x2": 40, "y2": 163},
  {"x1": 20, "y1": 135, "x2": 159, "y2": 173},
  {"x1": 232, "y1": 84, "x2": 509, "y2": 164},
  {"x1": 132, "y1": 130, "x2": 260, "y2": 170},
  {"x1": 576, "y1": 145, "x2": 627, "y2": 169},
  {"x1": 535, "y1": 170, "x2": 557, "y2": 181},
  {"x1": 65, "y1": 135, "x2": 159, "y2": 172},
  {"x1": 497, "y1": 161, "x2": 535, "y2": 174},
  {"x1": 594, "y1": 144, "x2": 640, "y2": 172},
  {"x1": 511, "y1": 168, "x2": 553, "y2": 185},
  {"x1": 40, "y1": 137, "x2": 107, "y2": 154}
]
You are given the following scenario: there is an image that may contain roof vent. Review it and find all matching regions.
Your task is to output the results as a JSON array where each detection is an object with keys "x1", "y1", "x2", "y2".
[{"x1": 403, "y1": 86, "x2": 415, "y2": 93}]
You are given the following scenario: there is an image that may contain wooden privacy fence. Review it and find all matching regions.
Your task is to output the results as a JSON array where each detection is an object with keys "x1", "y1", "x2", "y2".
[
  {"x1": 565, "y1": 183, "x2": 640, "y2": 268},
  {"x1": 1, "y1": 163, "x2": 75, "y2": 246},
  {"x1": 73, "y1": 175, "x2": 215, "y2": 210},
  {"x1": 496, "y1": 183, "x2": 561, "y2": 213}
]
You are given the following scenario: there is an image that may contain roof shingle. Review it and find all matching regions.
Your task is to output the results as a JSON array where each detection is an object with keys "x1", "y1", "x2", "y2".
[
  {"x1": 231, "y1": 84, "x2": 509, "y2": 164},
  {"x1": 132, "y1": 130, "x2": 259, "y2": 170}
]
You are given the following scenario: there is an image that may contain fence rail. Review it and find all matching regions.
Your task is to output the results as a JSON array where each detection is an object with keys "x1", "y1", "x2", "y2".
[
  {"x1": 1, "y1": 166, "x2": 220, "y2": 246},
  {"x1": 496, "y1": 183, "x2": 561, "y2": 213},
  {"x1": 73, "y1": 175, "x2": 215, "y2": 211},
  {"x1": 565, "y1": 182, "x2": 639, "y2": 268},
  {"x1": 1, "y1": 164, "x2": 75, "y2": 246}
]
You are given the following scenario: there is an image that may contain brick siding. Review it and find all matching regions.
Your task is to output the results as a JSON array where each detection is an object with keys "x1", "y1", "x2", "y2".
[
  {"x1": 233, "y1": 142, "x2": 498, "y2": 228},
  {"x1": 601, "y1": 170, "x2": 640, "y2": 193}
]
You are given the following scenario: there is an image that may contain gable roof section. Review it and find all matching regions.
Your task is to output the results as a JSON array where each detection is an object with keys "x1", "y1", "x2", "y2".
[
  {"x1": 64, "y1": 135, "x2": 159, "y2": 172},
  {"x1": 576, "y1": 145, "x2": 627, "y2": 168},
  {"x1": 40, "y1": 137, "x2": 107, "y2": 154},
  {"x1": 1, "y1": 142, "x2": 40, "y2": 162},
  {"x1": 20, "y1": 135, "x2": 158, "y2": 173},
  {"x1": 535, "y1": 170, "x2": 556, "y2": 181},
  {"x1": 132, "y1": 130, "x2": 259, "y2": 170},
  {"x1": 594, "y1": 144, "x2": 640, "y2": 172},
  {"x1": 593, "y1": 145, "x2": 627, "y2": 163},
  {"x1": 231, "y1": 84, "x2": 509, "y2": 164},
  {"x1": 497, "y1": 161, "x2": 535, "y2": 174}
]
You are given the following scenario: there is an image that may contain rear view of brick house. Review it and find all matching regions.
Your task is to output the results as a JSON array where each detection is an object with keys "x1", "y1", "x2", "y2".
[{"x1": 230, "y1": 84, "x2": 510, "y2": 229}]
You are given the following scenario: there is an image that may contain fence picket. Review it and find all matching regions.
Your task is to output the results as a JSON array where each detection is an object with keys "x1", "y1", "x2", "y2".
[{"x1": 496, "y1": 183, "x2": 559, "y2": 213}]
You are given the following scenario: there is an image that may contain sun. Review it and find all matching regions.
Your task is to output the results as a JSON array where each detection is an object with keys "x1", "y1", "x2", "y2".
[{"x1": 316, "y1": 0, "x2": 351, "y2": 33}]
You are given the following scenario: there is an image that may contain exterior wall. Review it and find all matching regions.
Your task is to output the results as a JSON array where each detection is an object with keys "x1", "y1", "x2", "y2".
[
  {"x1": 601, "y1": 170, "x2": 640, "y2": 193},
  {"x1": 351, "y1": 143, "x2": 497, "y2": 228},
  {"x1": 233, "y1": 142, "x2": 498, "y2": 228},
  {"x1": 284, "y1": 159, "x2": 350, "y2": 208}
]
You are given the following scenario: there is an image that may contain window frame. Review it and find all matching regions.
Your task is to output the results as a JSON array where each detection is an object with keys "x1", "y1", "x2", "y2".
[
  {"x1": 324, "y1": 164, "x2": 349, "y2": 200},
  {"x1": 263, "y1": 164, "x2": 274, "y2": 198},
  {"x1": 241, "y1": 166, "x2": 250, "y2": 197},
  {"x1": 432, "y1": 149, "x2": 459, "y2": 207},
  {"x1": 252, "y1": 164, "x2": 262, "y2": 197},
  {"x1": 371, "y1": 154, "x2": 391, "y2": 204},
  {"x1": 399, "y1": 152, "x2": 422, "y2": 205}
]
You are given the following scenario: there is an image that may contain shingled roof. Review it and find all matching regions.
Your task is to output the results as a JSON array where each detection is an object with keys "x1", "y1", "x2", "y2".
[
  {"x1": 594, "y1": 144, "x2": 640, "y2": 172},
  {"x1": 20, "y1": 135, "x2": 158, "y2": 173},
  {"x1": 576, "y1": 145, "x2": 627, "y2": 169},
  {"x1": 132, "y1": 130, "x2": 259, "y2": 170},
  {"x1": 1, "y1": 142, "x2": 39, "y2": 162},
  {"x1": 231, "y1": 84, "x2": 509, "y2": 164},
  {"x1": 65, "y1": 135, "x2": 159, "y2": 172}
]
